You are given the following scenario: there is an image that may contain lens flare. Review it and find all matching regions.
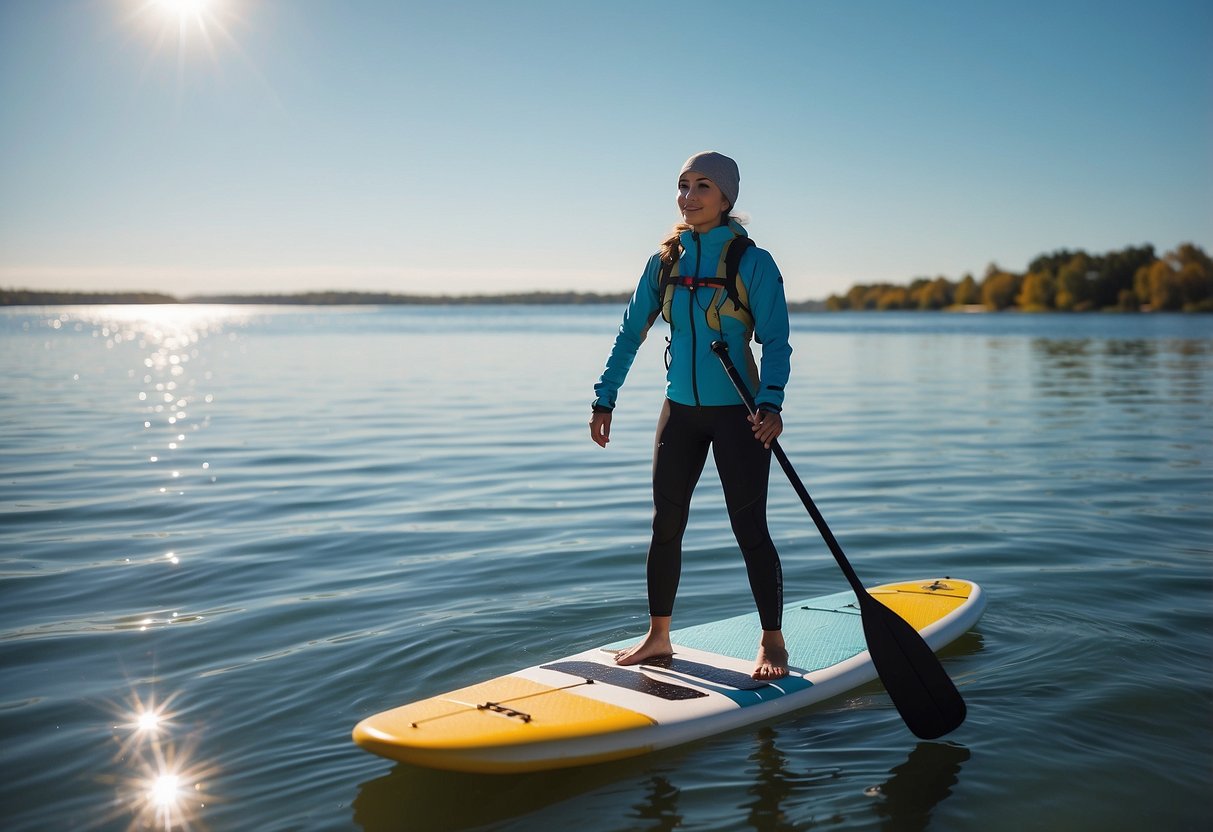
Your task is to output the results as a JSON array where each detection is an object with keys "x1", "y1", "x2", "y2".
[
  {"x1": 150, "y1": 773, "x2": 181, "y2": 807},
  {"x1": 114, "y1": 689, "x2": 178, "y2": 746},
  {"x1": 138, "y1": 710, "x2": 162, "y2": 733},
  {"x1": 127, "y1": 740, "x2": 217, "y2": 831},
  {"x1": 106, "y1": 688, "x2": 219, "y2": 830}
]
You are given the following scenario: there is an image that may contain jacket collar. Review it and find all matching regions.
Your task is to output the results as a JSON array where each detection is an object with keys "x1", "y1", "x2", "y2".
[{"x1": 679, "y1": 219, "x2": 748, "y2": 249}]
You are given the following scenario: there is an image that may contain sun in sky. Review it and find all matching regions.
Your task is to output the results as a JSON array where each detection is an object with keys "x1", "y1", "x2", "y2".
[
  {"x1": 150, "y1": 0, "x2": 220, "y2": 29},
  {"x1": 132, "y1": 0, "x2": 238, "y2": 65}
]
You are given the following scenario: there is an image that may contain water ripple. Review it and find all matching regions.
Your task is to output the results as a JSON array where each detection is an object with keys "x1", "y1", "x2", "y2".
[{"x1": 1, "y1": 307, "x2": 1210, "y2": 831}]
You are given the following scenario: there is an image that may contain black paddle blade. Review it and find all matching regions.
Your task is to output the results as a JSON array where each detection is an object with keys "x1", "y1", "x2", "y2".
[{"x1": 859, "y1": 594, "x2": 967, "y2": 739}]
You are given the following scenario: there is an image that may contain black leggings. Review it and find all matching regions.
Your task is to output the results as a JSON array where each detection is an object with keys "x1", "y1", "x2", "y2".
[{"x1": 647, "y1": 399, "x2": 783, "y2": 631}]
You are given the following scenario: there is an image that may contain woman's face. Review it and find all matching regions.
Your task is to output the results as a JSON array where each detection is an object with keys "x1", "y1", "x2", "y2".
[{"x1": 677, "y1": 172, "x2": 730, "y2": 232}]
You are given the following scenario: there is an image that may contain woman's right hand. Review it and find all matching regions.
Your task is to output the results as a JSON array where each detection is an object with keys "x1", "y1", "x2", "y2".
[{"x1": 589, "y1": 411, "x2": 612, "y2": 448}]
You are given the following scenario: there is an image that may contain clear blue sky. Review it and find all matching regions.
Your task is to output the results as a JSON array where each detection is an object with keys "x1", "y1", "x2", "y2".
[{"x1": 1, "y1": 0, "x2": 1209, "y2": 300}]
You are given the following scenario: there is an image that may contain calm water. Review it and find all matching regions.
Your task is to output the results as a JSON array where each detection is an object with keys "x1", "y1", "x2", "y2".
[{"x1": 1, "y1": 305, "x2": 1210, "y2": 831}]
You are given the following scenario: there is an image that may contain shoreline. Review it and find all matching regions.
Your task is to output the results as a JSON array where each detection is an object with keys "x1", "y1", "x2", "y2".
[{"x1": 0, "y1": 290, "x2": 1192, "y2": 313}]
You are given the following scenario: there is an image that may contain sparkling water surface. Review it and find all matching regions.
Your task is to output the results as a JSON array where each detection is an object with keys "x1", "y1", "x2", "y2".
[{"x1": 2, "y1": 306, "x2": 1210, "y2": 831}]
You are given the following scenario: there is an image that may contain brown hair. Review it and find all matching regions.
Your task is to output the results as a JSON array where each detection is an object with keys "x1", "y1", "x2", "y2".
[{"x1": 659, "y1": 222, "x2": 692, "y2": 266}]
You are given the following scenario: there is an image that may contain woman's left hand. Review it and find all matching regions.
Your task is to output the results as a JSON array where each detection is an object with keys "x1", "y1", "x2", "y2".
[{"x1": 749, "y1": 410, "x2": 783, "y2": 449}]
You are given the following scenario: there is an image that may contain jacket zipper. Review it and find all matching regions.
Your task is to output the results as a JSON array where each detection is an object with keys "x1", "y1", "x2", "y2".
[{"x1": 689, "y1": 231, "x2": 702, "y2": 406}]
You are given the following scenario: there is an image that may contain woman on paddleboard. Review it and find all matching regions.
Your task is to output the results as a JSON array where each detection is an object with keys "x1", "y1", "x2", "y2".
[{"x1": 590, "y1": 151, "x2": 793, "y2": 680}]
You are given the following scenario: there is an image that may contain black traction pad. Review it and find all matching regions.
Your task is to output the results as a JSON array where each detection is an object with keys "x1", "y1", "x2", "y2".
[
  {"x1": 541, "y1": 661, "x2": 708, "y2": 701},
  {"x1": 642, "y1": 655, "x2": 770, "y2": 690}
]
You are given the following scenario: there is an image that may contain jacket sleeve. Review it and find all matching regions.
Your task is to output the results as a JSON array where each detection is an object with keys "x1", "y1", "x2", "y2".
[
  {"x1": 746, "y1": 248, "x2": 792, "y2": 412},
  {"x1": 593, "y1": 253, "x2": 664, "y2": 410}
]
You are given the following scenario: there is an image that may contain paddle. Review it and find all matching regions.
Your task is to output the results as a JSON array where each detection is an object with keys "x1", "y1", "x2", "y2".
[{"x1": 710, "y1": 340, "x2": 966, "y2": 739}]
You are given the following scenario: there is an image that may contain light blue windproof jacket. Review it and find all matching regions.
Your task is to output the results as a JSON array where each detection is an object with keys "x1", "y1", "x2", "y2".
[{"x1": 593, "y1": 221, "x2": 792, "y2": 412}]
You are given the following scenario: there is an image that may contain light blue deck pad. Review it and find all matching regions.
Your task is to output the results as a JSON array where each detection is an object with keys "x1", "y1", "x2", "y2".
[{"x1": 603, "y1": 590, "x2": 866, "y2": 706}]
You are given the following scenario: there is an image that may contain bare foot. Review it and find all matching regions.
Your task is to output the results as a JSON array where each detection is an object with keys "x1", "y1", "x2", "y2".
[
  {"x1": 614, "y1": 617, "x2": 673, "y2": 666},
  {"x1": 753, "y1": 631, "x2": 789, "y2": 680}
]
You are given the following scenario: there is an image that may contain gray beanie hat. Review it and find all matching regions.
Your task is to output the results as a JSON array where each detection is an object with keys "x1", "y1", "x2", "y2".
[{"x1": 680, "y1": 151, "x2": 740, "y2": 208}]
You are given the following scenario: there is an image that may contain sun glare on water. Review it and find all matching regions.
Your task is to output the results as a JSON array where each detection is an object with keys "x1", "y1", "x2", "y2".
[
  {"x1": 107, "y1": 689, "x2": 220, "y2": 830},
  {"x1": 138, "y1": 710, "x2": 162, "y2": 733},
  {"x1": 150, "y1": 773, "x2": 182, "y2": 807}
]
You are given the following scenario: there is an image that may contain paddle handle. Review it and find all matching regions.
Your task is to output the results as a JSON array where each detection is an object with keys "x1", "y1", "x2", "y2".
[{"x1": 710, "y1": 341, "x2": 866, "y2": 597}]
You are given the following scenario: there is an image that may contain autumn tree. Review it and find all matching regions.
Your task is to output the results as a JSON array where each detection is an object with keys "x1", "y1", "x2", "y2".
[
  {"x1": 1174, "y1": 244, "x2": 1213, "y2": 310},
  {"x1": 981, "y1": 267, "x2": 1021, "y2": 310},
  {"x1": 878, "y1": 286, "x2": 911, "y2": 310},
  {"x1": 912, "y1": 276, "x2": 955, "y2": 309},
  {"x1": 1136, "y1": 260, "x2": 1183, "y2": 310},
  {"x1": 953, "y1": 274, "x2": 979, "y2": 306},
  {"x1": 1017, "y1": 270, "x2": 1056, "y2": 311},
  {"x1": 1054, "y1": 253, "x2": 1093, "y2": 311},
  {"x1": 1131, "y1": 245, "x2": 1206, "y2": 311},
  {"x1": 1092, "y1": 245, "x2": 1155, "y2": 308}
]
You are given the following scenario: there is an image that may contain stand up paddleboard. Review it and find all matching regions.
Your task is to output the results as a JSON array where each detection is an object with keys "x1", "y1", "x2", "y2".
[{"x1": 352, "y1": 577, "x2": 984, "y2": 773}]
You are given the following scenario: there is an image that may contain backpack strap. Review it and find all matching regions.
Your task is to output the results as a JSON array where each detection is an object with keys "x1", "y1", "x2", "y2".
[
  {"x1": 659, "y1": 246, "x2": 682, "y2": 325},
  {"x1": 716, "y1": 237, "x2": 755, "y2": 332},
  {"x1": 660, "y1": 234, "x2": 756, "y2": 334}
]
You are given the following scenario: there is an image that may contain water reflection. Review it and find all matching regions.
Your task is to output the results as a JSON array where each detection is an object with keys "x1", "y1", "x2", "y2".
[
  {"x1": 741, "y1": 729, "x2": 969, "y2": 832},
  {"x1": 1031, "y1": 335, "x2": 1211, "y2": 402},
  {"x1": 744, "y1": 726, "x2": 827, "y2": 831},
  {"x1": 1030, "y1": 338, "x2": 1097, "y2": 399},
  {"x1": 351, "y1": 727, "x2": 971, "y2": 831},
  {"x1": 866, "y1": 742, "x2": 971, "y2": 831},
  {"x1": 352, "y1": 761, "x2": 629, "y2": 831},
  {"x1": 630, "y1": 774, "x2": 682, "y2": 831}
]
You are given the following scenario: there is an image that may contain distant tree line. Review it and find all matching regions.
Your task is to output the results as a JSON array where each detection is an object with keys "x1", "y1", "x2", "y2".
[
  {"x1": 0, "y1": 289, "x2": 179, "y2": 305},
  {"x1": 183, "y1": 290, "x2": 631, "y2": 305},
  {"x1": 825, "y1": 243, "x2": 1212, "y2": 313},
  {"x1": 6, "y1": 243, "x2": 1210, "y2": 312},
  {"x1": 0, "y1": 289, "x2": 629, "y2": 306}
]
